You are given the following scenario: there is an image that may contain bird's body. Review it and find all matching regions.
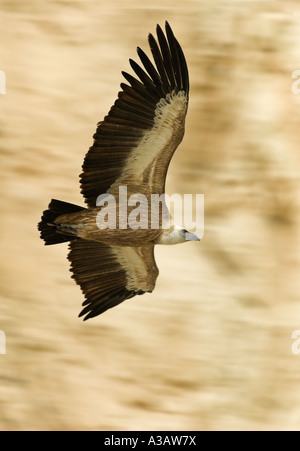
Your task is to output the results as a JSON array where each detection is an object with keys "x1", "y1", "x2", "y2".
[
  {"x1": 53, "y1": 205, "x2": 162, "y2": 246},
  {"x1": 38, "y1": 22, "x2": 200, "y2": 320}
]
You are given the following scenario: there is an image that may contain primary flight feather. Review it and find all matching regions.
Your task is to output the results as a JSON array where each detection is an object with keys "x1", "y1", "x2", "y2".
[{"x1": 38, "y1": 22, "x2": 200, "y2": 320}]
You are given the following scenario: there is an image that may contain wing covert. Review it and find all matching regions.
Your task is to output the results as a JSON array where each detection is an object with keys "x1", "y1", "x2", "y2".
[
  {"x1": 68, "y1": 240, "x2": 158, "y2": 320},
  {"x1": 80, "y1": 21, "x2": 189, "y2": 206}
]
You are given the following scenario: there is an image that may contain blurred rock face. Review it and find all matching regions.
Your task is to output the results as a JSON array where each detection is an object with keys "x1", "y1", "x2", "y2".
[{"x1": 1, "y1": 0, "x2": 300, "y2": 431}]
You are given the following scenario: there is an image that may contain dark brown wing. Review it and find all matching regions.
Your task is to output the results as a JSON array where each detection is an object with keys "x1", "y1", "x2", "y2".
[
  {"x1": 68, "y1": 240, "x2": 159, "y2": 320},
  {"x1": 80, "y1": 21, "x2": 189, "y2": 207}
]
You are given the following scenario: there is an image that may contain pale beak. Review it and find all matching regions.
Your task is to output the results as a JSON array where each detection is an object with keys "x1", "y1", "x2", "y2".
[{"x1": 185, "y1": 231, "x2": 200, "y2": 241}]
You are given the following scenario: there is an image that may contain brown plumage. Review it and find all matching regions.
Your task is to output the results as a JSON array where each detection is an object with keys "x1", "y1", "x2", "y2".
[{"x1": 38, "y1": 22, "x2": 199, "y2": 320}]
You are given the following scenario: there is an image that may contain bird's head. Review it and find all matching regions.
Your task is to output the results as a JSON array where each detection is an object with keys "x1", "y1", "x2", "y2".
[
  {"x1": 183, "y1": 229, "x2": 201, "y2": 242},
  {"x1": 156, "y1": 226, "x2": 200, "y2": 245}
]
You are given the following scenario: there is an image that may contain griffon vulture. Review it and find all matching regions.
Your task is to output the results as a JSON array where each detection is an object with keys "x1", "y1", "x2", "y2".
[{"x1": 38, "y1": 22, "x2": 200, "y2": 320}]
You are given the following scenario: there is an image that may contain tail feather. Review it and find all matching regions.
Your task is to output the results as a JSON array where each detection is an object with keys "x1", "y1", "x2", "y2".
[{"x1": 38, "y1": 199, "x2": 84, "y2": 245}]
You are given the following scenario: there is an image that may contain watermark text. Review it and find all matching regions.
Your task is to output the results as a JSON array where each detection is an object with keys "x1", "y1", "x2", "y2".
[
  {"x1": 0, "y1": 71, "x2": 6, "y2": 95},
  {"x1": 96, "y1": 186, "x2": 204, "y2": 238},
  {"x1": 291, "y1": 70, "x2": 300, "y2": 95},
  {"x1": 0, "y1": 331, "x2": 6, "y2": 355}
]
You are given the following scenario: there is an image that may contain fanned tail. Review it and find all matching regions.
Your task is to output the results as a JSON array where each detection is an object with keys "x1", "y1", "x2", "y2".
[{"x1": 38, "y1": 199, "x2": 84, "y2": 245}]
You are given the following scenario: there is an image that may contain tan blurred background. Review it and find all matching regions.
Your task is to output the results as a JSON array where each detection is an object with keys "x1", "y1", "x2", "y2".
[{"x1": 1, "y1": 0, "x2": 300, "y2": 431}]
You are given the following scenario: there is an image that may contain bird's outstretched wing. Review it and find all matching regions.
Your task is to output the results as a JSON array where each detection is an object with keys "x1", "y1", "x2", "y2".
[
  {"x1": 68, "y1": 240, "x2": 159, "y2": 320},
  {"x1": 80, "y1": 21, "x2": 189, "y2": 206}
]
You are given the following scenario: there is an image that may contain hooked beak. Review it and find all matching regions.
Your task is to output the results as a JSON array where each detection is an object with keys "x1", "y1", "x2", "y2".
[{"x1": 185, "y1": 231, "x2": 200, "y2": 241}]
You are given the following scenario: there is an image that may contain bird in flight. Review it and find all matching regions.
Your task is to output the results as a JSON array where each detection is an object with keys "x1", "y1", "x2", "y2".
[{"x1": 38, "y1": 22, "x2": 200, "y2": 320}]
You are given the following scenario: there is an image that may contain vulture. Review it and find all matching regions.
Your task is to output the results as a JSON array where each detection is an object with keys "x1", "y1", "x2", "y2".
[{"x1": 38, "y1": 22, "x2": 200, "y2": 320}]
